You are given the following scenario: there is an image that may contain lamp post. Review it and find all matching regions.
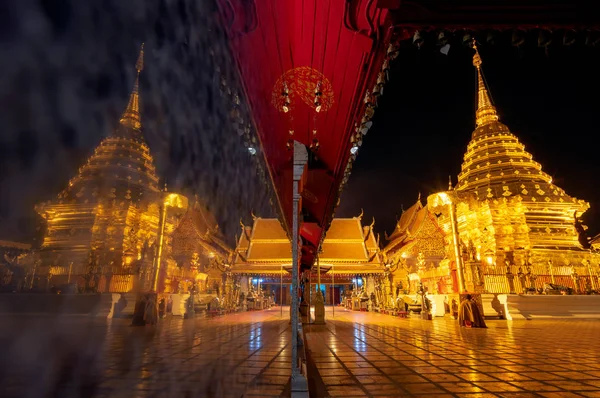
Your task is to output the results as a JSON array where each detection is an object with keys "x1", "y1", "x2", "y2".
[
  {"x1": 433, "y1": 192, "x2": 466, "y2": 293},
  {"x1": 152, "y1": 192, "x2": 168, "y2": 292}
]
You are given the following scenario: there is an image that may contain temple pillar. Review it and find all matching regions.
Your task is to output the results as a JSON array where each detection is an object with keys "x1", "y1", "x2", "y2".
[{"x1": 291, "y1": 141, "x2": 307, "y2": 383}]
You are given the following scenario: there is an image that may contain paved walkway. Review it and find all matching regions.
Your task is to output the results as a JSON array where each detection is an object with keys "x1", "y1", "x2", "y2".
[
  {"x1": 0, "y1": 308, "x2": 291, "y2": 398},
  {"x1": 305, "y1": 307, "x2": 600, "y2": 397},
  {"x1": 3, "y1": 307, "x2": 600, "y2": 397}
]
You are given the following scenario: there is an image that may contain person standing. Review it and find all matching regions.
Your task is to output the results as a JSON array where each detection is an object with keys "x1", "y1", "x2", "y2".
[
  {"x1": 458, "y1": 294, "x2": 487, "y2": 328},
  {"x1": 144, "y1": 294, "x2": 158, "y2": 326}
]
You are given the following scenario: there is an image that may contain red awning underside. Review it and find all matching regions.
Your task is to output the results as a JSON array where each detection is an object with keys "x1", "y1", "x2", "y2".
[{"x1": 220, "y1": 0, "x2": 393, "y2": 267}]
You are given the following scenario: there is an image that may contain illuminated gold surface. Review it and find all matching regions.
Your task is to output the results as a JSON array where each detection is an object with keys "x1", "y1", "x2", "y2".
[
  {"x1": 384, "y1": 46, "x2": 600, "y2": 296},
  {"x1": 119, "y1": 43, "x2": 144, "y2": 130},
  {"x1": 233, "y1": 217, "x2": 384, "y2": 276},
  {"x1": 33, "y1": 46, "x2": 230, "y2": 293}
]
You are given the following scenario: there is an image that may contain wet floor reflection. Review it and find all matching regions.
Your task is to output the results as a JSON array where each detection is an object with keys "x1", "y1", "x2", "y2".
[
  {"x1": 0, "y1": 309, "x2": 291, "y2": 397},
  {"x1": 306, "y1": 307, "x2": 600, "y2": 397}
]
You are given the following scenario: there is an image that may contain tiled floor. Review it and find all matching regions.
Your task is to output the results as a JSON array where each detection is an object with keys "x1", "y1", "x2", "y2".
[
  {"x1": 0, "y1": 308, "x2": 291, "y2": 398},
  {"x1": 2, "y1": 307, "x2": 600, "y2": 398},
  {"x1": 305, "y1": 308, "x2": 600, "y2": 397}
]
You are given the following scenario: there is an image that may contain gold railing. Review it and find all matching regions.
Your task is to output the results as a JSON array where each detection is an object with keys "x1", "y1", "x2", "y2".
[
  {"x1": 414, "y1": 262, "x2": 599, "y2": 295},
  {"x1": 481, "y1": 264, "x2": 599, "y2": 294}
]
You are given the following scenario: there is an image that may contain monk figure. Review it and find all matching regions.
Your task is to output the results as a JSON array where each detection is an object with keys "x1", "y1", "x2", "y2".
[
  {"x1": 458, "y1": 294, "x2": 487, "y2": 328},
  {"x1": 144, "y1": 294, "x2": 158, "y2": 326}
]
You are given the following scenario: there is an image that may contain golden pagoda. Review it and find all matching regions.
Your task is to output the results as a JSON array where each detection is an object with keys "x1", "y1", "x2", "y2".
[
  {"x1": 34, "y1": 45, "x2": 231, "y2": 294},
  {"x1": 386, "y1": 42, "x2": 600, "y2": 297}
]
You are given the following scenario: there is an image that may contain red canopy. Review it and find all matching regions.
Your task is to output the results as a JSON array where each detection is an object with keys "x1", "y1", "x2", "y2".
[{"x1": 219, "y1": 0, "x2": 396, "y2": 268}]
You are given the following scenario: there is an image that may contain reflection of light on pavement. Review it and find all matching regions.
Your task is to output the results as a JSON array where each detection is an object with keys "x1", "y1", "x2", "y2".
[
  {"x1": 353, "y1": 327, "x2": 367, "y2": 352},
  {"x1": 249, "y1": 327, "x2": 263, "y2": 350}
]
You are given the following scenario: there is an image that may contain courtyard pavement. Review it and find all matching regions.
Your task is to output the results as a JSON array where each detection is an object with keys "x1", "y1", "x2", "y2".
[
  {"x1": 1, "y1": 307, "x2": 600, "y2": 397},
  {"x1": 0, "y1": 308, "x2": 291, "y2": 398},
  {"x1": 305, "y1": 308, "x2": 600, "y2": 398}
]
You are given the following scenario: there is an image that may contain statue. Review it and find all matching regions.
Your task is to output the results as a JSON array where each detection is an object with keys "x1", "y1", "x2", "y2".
[
  {"x1": 468, "y1": 239, "x2": 477, "y2": 261},
  {"x1": 140, "y1": 237, "x2": 150, "y2": 262},
  {"x1": 460, "y1": 240, "x2": 469, "y2": 262},
  {"x1": 574, "y1": 211, "x2": 591, "y2": 249}
]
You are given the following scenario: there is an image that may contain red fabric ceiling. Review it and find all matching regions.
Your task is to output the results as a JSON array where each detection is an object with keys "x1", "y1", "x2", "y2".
[{"x1": 219, "y1": 0, "x2": 393, "y2": 267}]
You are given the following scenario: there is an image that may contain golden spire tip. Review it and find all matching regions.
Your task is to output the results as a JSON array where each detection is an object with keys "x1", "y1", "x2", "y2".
[
  {"x1": 119, "y1": 43, "x2": 145, "y2": 131},
  {"x1": 472, "y1": 40, "x2": 499, "y2": 128},
  {"x1": 136, "y1": 43, "x2": 145, "y2": 73}
]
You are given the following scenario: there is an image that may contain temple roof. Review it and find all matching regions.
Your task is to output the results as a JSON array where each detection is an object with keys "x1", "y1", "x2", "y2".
[
  {"x1": 232, "y1": 217, "x2": 384, "y2": 275},
  {"x1": 455, "y1": 42, "x2": 588, "y2": 213},
  {"x1": 171, "y1": 199, "x2": 231, "y2": 260},
  {"x1": 38, "y1": 44, "x2": 160, "y2": 211},
  {"x1": 386, "y1": 199, "x2": 423, "y2": 242},
  {"x1": 384, "y1": 199, "x2": 446, "y2": 259}
]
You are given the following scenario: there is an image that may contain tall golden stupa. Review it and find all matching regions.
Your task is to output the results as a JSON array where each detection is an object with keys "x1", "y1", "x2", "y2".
[
  {"x1": 386, "y1": 43, "x2": 599, "y2": 296},
  {"x1": 34, "y1": 45, "x2": 231, "y2": 293},
  {"x1": 446, "y1": 42, "x2": 595, "y2": 270}
]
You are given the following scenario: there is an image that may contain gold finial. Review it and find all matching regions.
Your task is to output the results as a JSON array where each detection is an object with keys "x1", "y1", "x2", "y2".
[
  {"x1": 120, "y1": 43, "x2": 145, "y2": 130},
  {"x1": 472, "y1": 40, "x2": 499, "y2": 127},
  {"x1": 448, "y1": 175, "x2": 453, "y2": 190},
  {"x1": 136, "y1": 43, "x2": 144, "y2": 73}
]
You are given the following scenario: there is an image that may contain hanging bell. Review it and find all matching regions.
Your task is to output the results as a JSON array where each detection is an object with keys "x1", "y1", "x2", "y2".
[
  {"x1": 413, "y1": 31, "x2": 424, "y2": 48},
  {"x1": 512, "y1": 29, "x2": 526, "y2": 47},
  {"x1": 437, "y1": 31, "x2": 448, "y2": 46},
  {"x1": 462, "y1": 33, "x2": 472, "y2": 47},
  {"x1": 538, "y1": 29, "x2": 553, "y2": 48},
  {"x1": 563, "y1": 29, "x2": 577, "y2": 46},
  {"x1": 360, "y1": 122, "x2": 371, "y2": 135},
  {"x1": 387, "y1": 43, "x2": 399, "y2": 59}
]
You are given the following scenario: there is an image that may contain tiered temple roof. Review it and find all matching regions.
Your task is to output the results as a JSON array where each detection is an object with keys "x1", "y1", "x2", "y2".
[
  {"x1": 45, "y1": 44, "x2": 160, "y2": 207},
  {"x1": 384, "y1": 199, "x2": 447, "y2": 261},
  {"x1": 232, "y1": 217, "x2": 385, "y2": 276},
  {"x1": 170, "y1": 199, "x2": 232, "y2": 262},
  {"x1": 35, "y1": 45, "x2": 161, "y2": 267},
  {"x1": 455, "y1": 42, "x2": 589, "y2": 251}
]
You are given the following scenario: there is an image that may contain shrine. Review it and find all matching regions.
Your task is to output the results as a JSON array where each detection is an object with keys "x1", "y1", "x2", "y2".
[
  {"x1": 32, "y1": 45, "x2": 232, "y2": 298},
  {"x1": 381, "y1": 42, "x2": 600, "y2": 319},
  {"x1": 232, "y1": 215, "x2": 384, "y2": 310}
]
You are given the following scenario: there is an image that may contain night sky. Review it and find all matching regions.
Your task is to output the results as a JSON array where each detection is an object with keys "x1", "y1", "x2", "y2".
[
  {"x1": 1, "y1": 1, "x2": 600, "y2": 247},
  {"x1": 338, "y1": 39, "x2": 600, "y2": 241}
]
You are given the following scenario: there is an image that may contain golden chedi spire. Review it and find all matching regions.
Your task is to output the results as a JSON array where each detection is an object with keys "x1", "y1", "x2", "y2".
[
  {"x1": 53, "y1": 43, "x2": 159, "y2": 205},
  {"x1": 472, "y1": 41, "x2": 499, "y2": 128},
  {"x1": 119, "y1": 43, "x2": 144, "y2": 131},
  {"x1": 451, "y1": 41, "x2": 591, "y2": 253},
  {"x1": 455, "y1": 42, "x2": 581, "y2": 208}
]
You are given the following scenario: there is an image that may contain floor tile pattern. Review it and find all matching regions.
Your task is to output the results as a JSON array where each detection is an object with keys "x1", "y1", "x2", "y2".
[
  {"x1": 0, "y1": 309, "x2": 291, "y2": 398},
  {"x1": 305, "y1": 308, "x2": 600, "y2": 397}
]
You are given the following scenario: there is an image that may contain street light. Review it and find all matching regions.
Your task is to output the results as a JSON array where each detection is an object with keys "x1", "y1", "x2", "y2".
[{"x1": 430, "y1": 191, "x2": 467, "y2": 293}]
